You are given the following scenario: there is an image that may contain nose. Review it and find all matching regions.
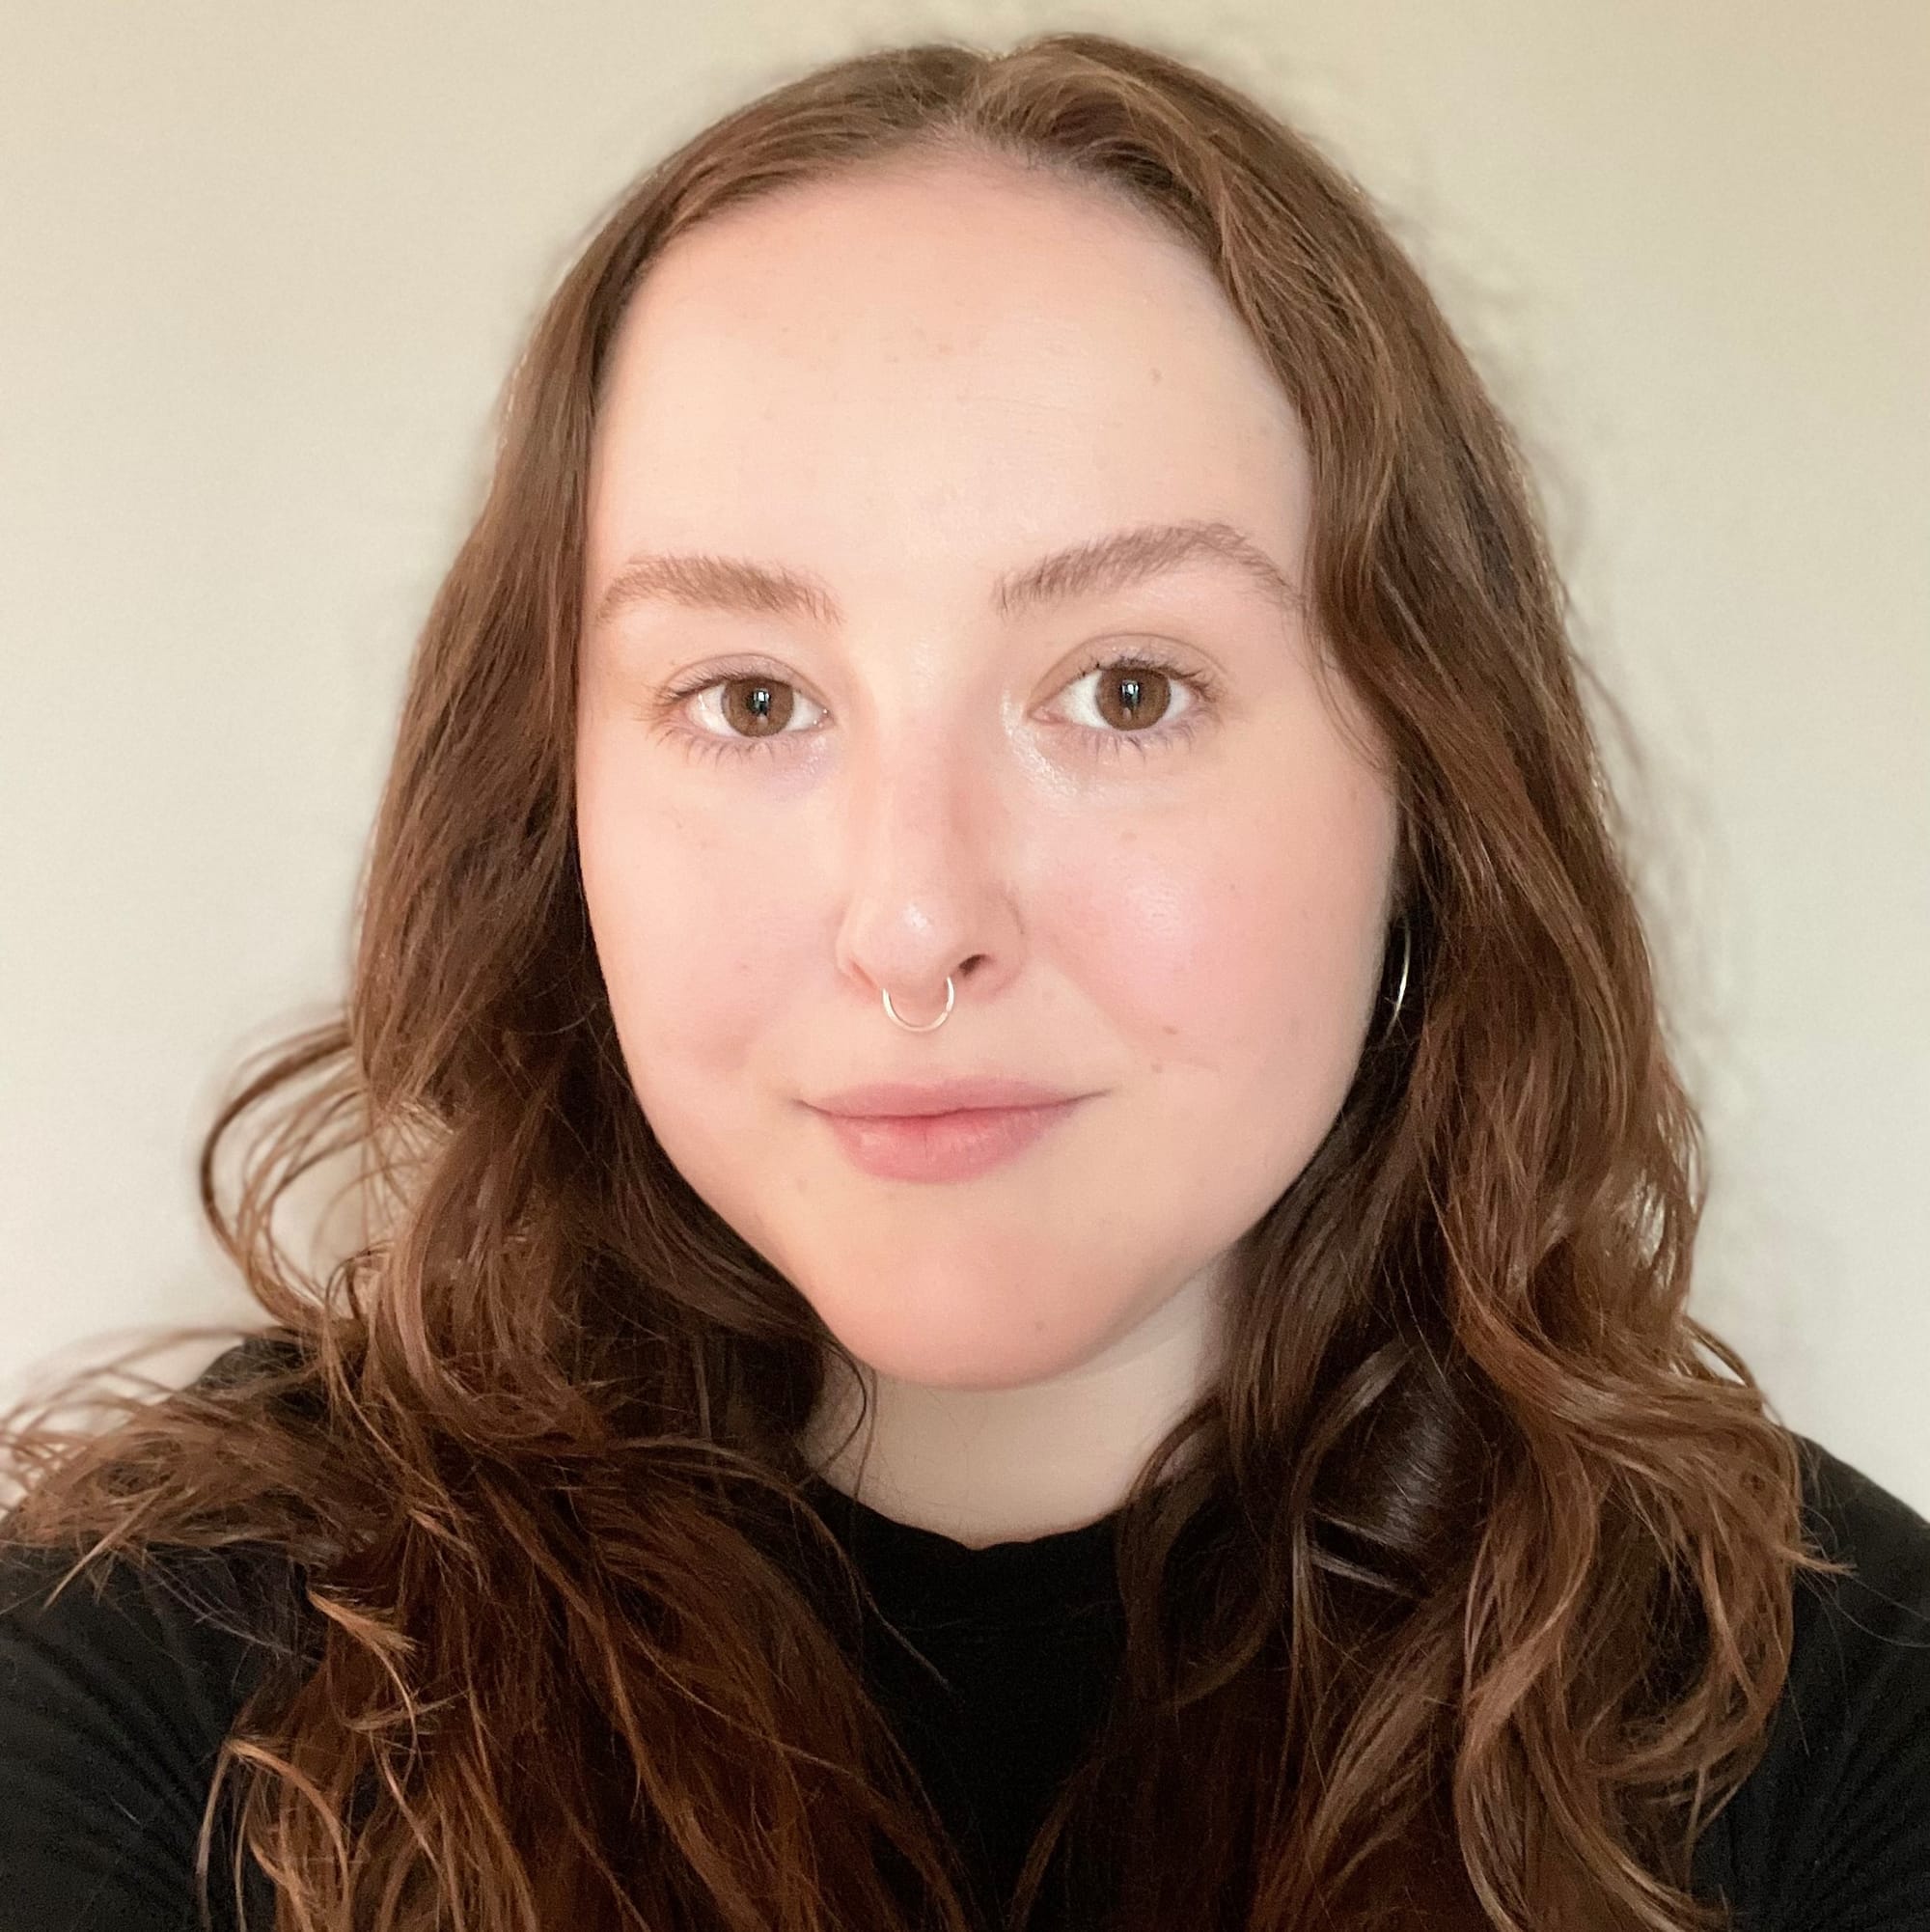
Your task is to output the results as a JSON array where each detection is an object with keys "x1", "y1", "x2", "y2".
[{"x1": 832, "y1": 730, "x2": 1025, "y2": 1019}]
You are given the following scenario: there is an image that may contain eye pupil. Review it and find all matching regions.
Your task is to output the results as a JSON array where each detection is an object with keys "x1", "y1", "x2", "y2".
[
  {"x1": 722, "y1": 677, "x2": 793, "y2": 736},
  {"x1": 1095, "y1": 665, "x2": 1172, "y2": 731}
]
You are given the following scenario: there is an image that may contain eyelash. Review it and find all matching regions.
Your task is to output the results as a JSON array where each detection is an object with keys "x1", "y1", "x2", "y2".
[{"x1": 650, "y1": 648, "x2": 1223, "y2": 767}]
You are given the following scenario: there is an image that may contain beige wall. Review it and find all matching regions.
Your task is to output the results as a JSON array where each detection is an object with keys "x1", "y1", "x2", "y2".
[{"x1": 3, "y1": 3, "x2": 1925, "y2": 1506}]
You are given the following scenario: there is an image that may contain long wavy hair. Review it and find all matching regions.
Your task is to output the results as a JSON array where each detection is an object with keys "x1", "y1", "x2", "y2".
[{"x1": 0, "y1": 30, "x2": 1844, "y2": 1932}]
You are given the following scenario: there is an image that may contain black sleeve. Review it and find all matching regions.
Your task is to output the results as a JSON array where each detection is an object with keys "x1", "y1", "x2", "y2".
[
  {"x1": 0, "y1": 1542, "x2": 302, "y2": 1932},
  {"x1": 1713, "y1": 1435, "x2": 1930, "y2": 1932}
]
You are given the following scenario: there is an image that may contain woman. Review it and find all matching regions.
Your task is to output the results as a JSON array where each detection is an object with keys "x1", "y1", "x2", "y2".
[{"x1": 2, "y1": 30, "x2": 1925, "y2": 1932}]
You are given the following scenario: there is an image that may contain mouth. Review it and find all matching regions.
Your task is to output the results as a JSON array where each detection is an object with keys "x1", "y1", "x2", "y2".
[
  {"x1": 810, "y1": 1096, "x2": 1085, "y2": 1183},
  {"x1": 810, "y1": 1077, "x2": 1085, "y2": 1118}
]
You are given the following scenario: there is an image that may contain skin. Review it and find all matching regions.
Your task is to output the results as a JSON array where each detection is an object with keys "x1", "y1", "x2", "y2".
[{"x1": 574, "y1": 152, "x2": 1401, "y2": 1550}]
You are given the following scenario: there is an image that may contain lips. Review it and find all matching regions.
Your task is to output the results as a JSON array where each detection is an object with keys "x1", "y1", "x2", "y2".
[
  {"x1": 811, "y1": 1076, "x2": 1083, "y2": 1118},
  {"x1": 813, "y1": 1095, "x2": 1085, "y2": 1182}
]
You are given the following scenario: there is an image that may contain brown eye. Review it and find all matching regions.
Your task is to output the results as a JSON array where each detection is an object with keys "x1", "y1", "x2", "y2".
[
  {"x1": 659, "y1": 649, "x2": 1216, "y2": 766},
  {"x1": 1090, "y1": 663, "x2": 1175, "y2": 732},
  {"x1": 718, "y1": 676, "x2": 796, "y2": 737}
]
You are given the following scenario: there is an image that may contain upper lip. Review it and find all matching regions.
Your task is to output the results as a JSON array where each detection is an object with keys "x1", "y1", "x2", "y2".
[{"x1": 809, "y1": 1078, "x2": 1085, "y2": 1118}]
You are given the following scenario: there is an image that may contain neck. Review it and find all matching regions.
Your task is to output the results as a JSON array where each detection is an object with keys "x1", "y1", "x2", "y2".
[{"x1": 800, "y1": 1262, "x2": 1229, "y2": 1550}]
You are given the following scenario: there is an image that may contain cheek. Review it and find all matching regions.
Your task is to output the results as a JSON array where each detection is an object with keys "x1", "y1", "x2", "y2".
[
  {"x1": 575, "y1": 743, "x2": 815, "y2": 1090},
  {"x1": 1058, "y1": 774, "x2": 1394, "y2": 1080}
]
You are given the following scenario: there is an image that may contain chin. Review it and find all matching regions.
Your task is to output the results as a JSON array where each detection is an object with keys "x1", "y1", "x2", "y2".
[{"x1": 811, "y1": 1294, "x2": 1112, "y2": 1394}]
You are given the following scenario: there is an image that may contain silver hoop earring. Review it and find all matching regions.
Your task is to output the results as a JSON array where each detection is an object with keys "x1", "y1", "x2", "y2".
[
  {"x1": 882, "y1": 976, "x2": 954, "y2": 1033},
  {"x1": 1384, "y1": 921, "x2": 1412, "y2": 1037}
]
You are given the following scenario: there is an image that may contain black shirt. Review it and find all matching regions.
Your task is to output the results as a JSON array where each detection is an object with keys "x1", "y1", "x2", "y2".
[{"x1": 2, "y1": 1430, "x2": 1926, "y2": 1931}]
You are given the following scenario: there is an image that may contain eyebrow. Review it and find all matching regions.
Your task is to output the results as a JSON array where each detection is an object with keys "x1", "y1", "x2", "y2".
[{"x1": 589, "y1": 518, "x2": 1307, "y2": 633}]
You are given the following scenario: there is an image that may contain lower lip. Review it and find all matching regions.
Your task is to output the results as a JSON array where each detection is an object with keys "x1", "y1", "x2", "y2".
[{"x1": 813, "y1": 1099, "x2": 1084, "y2": 1182}]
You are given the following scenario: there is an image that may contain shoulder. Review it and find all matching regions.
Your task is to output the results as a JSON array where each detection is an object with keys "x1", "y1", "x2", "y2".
[
  {"x1": 1791, "y1": 1430, "x2": 1930, "y2": 1597},
  {"x1": 0, "y1": 1336, "x2": 322, "y2": 1754},
  {"x1": 0, "y1": 1533, "x2": 311, "y2": 1682},
  {"x1": 1782, "y1": 1431, "x2": 1930, "y2": 1762},
  {"x1": 1693, "y1": 1430, "x2": 1930, "y2": 1931},
  {"x1": 0, "y1": 1348, "x2": 318, "y2": 1932},
  {"x1": 0, "y1": 1537, "x2": 310, "y2": 1931}
]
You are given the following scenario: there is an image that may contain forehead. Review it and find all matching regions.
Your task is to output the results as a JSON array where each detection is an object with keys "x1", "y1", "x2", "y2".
[{"x1": 585, "y1": 158, "x2": 1311, "y2": 594}]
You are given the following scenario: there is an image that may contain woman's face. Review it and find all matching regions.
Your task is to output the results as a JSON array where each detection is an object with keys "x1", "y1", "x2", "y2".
[{"x1": 575, "y1": 155, "x2": 1400, "y2": 1394}]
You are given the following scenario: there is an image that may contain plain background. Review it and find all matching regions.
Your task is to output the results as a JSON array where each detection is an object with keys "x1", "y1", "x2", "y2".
[{"x1": 2, "y1": 2, "x2": 1925, "y2": 1509}]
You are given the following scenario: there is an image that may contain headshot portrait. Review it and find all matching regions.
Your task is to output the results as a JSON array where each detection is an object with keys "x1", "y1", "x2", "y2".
[{"x1": 2, "y1": 13, "x2": 1924, "y2": 1931}]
